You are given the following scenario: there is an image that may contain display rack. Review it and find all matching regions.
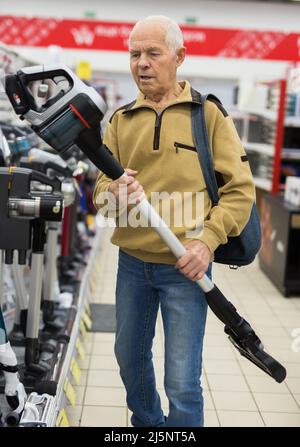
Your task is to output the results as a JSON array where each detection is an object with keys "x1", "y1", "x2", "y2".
[
  {"x1": 0, "y1": 224, "x2": 104, "y2": 427},
  {"x1": 45, "y1": 224, "x2": 104, "y2": 427},
  {"x1": 259, "y1": 193, "x2": 300, "y2": 297},
  {"x1": 0, "y1": 42, "x2": 37, "y2": 73},
  {"x1": 232, "y1": 79, "x2": 300, "y2": 195},
  {"x1": 0, "y1": 44, "x2": 105, "y2": 427}
]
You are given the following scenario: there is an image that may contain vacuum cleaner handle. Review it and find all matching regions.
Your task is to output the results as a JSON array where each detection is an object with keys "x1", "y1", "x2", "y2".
[
  {"x1": 135, "y1": 198, "x2": 215, "y2": 291},
  {"x1": 75, "y1": 128, "x2": 125, "y2": 180},
  {"x1": 4, "y1": 74, "x2": 31, "y2": 115},
  {"x1": 85, "y1": 141, "x2": 215, "y2": 291}
]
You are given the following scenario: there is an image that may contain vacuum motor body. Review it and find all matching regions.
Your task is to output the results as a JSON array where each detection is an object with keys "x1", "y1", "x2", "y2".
[{"x1": 4, "y1": 65, "x2": 107, "y2": 154}]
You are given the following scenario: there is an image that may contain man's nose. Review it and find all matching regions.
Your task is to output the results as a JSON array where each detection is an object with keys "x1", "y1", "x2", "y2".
[{"x1": 138, "y1": 54, "x2": 150, "y2": 69}]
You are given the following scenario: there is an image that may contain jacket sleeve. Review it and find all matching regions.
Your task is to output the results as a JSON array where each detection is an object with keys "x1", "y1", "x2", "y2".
[
  {"x1": 196, "y1": 105, "x2": 256, "y2": 254},
  {"x1": 92, "y1": 118, "x2": 120, "y2": 215}
]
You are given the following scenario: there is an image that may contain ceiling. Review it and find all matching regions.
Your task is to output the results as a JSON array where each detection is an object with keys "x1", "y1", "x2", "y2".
[{"x1": 216, "y1": 0, "x2": 300, "y2": 3}]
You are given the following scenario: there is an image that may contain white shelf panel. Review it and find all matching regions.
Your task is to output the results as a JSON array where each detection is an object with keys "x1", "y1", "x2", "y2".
[
  {"x1": 285, "y1": 116, "x2": 300, "y2": 127},
  {"x1": 240, "y1": 108, "x2": 276, "y2": 121},
  {"x1": 244, "y1": 142, "x2": 274, "y2": 156},
  {"x1": 253, "y1": 177, "x2": 272, "y2": 191},
  {"x1": 282, "y1": 148, "x2": 300, "y2": 160}
]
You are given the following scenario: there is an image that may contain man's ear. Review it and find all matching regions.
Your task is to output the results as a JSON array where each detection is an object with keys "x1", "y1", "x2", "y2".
[{"x1": 176, "y1": 47, "x2": 186, "y2": 67}]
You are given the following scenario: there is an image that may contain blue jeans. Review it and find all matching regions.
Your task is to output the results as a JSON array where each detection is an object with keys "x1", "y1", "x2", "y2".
[{"x1": 114, "y1": 249, "x2": 211, "y2": 427}]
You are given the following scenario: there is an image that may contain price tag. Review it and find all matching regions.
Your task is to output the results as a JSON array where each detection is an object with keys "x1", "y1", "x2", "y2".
[
  {"x1": 76, "y1": 61, "x2": 91, "y2": 81},
  {"x1": 56, "y1": 408, "x2": 70, "y2": 427},
  {"x1": 82, "y1": 311, "x2": 92, "y2": 330},
  {"x1": 86, "y1": 214, "x2": 95, "y2": 230},
  {"x1": 70, "y1": 357, "x2": 81, "y2": 385},
  {"x1": 76, "y1": 338, "x2": 86, "y2": 360},
  {"x1": 79, "y1": 319, "x2": 87, "y2": 340},
  {"x1": 64, "y1": 377, "x2": 76, "y2": 407}
]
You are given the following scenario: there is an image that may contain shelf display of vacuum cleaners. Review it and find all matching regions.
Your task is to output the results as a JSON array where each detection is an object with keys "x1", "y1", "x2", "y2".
[{"x1": 0, "y1": 117, "x2": 99, "y2": 426}]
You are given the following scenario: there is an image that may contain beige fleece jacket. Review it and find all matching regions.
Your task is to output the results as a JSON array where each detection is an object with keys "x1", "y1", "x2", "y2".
[{"x1": 93, "y1": 81, "x2": 256, "y2": 264}]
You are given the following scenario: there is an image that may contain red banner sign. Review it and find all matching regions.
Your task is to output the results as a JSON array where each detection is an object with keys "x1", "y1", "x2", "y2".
[{"x1": 0, "y1": 15, "x2": 299, "y2": 61}]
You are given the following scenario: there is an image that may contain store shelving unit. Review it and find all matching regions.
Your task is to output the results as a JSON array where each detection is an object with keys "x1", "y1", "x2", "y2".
[
  {"x1": 0, "y1": 44, "x2": 104, "y2": 426},
  {"x1": 232, "y1": 79, "x2": 300, "y2": 195},
  {"x1": 1, "y1": 225, "x2": 104, "y2": 427},
  {"x1": 43, "y1": 225, "x2": 104, "y2": 427},
  {"x1": 233, "y1": 78, "x2": 300, "y2": 296},
  {"x1": 259, "y1": 194, "x2": 300, "y2": 297}
]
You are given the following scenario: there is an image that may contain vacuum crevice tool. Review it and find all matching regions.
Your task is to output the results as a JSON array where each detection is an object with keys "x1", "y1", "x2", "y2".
[{"x1": 205, "y1": 285, "x2": 286, "y2": 383}]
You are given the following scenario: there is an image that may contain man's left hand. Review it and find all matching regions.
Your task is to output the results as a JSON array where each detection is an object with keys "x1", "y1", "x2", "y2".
[{"x1": 175, "y1": 240, "x2": 211, "y2": 281}]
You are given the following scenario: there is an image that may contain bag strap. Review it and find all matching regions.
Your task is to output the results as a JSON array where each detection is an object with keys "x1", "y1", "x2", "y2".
[{"x1": 191, "y1": 90, "x2": 221, "y2": 207}]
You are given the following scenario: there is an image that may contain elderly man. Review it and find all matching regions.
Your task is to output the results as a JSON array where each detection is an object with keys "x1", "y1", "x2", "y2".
[{"x1": 93, "y1": 16, "x2": 255, "y2": 427}]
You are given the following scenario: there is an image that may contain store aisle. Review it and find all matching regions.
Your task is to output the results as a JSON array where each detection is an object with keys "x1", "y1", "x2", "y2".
[{"x1": 66, "y1": 227, "x2": 300, "y2": 427}]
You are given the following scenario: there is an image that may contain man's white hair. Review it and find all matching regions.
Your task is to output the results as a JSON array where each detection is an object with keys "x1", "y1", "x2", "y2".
[{"x1": 129, "y1": 15, "x2": 184, "y2": 51}]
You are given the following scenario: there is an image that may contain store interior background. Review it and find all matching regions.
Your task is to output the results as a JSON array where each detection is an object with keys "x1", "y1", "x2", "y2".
[
  {"x1": 1, "y1": 0, "x2": 300, "y2": 427},
  {"x1": 4, "y1": 0, "x2": 300, "y2": 105}
]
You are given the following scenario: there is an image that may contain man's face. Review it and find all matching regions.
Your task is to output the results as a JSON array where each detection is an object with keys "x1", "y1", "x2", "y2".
[{"x1": 129, "y1": 23, "x2": 185, "y2": 97}]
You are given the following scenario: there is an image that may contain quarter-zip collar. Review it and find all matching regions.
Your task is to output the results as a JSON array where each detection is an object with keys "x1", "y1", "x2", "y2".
[
  {"x1": 122, "y1": 81, "x2": 201, "y2": 115},
  {"x1": 121, "y1": 81, "x2": 201, "y2": 151}
]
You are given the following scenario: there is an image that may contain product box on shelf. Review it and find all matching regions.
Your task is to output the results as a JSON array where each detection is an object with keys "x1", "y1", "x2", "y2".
[{"x1": 284, "y1": 176, "x2": 300, "y2": 207}]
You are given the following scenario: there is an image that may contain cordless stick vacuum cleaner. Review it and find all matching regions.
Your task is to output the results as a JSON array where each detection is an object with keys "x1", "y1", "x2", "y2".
[
  {"x1": 0, "y1": 130, "x2": 29, "y2": 346},
  {"x1": 3, "y1": 65, "x2": 287, "y2": 383},
  {"x1": 0, "y1": 276, "x2": 27, "y2": 426},
  {"x1": 19, "y1": 149, "x2": 76, "y2": 331},
  {"x1": 0, "y1": 167, "x2": 64, "y2": 401}
]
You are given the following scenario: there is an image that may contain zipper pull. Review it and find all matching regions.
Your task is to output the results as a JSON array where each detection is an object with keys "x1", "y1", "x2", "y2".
[
  {"x1": 153, "y1": 114, "x2": 160, "y2": 150},
  {"x1": 174, "y1": 142, "x2": 179, "y2": 154}
]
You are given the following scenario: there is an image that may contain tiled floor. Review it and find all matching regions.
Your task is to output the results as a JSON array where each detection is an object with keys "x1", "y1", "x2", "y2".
[{"x1": 66, "y1": 226, "x2": 300, "y2": 427}]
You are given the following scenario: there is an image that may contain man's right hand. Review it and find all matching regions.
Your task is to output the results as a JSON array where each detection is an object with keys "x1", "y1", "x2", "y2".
[{"x1": 109, "y1": 168, "x2": 145, "y2": 206}]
